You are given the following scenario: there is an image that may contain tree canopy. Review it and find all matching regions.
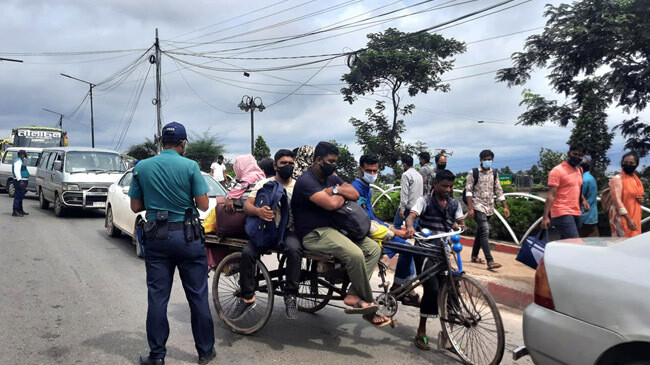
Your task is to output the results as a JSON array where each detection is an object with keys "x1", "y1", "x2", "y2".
[
  {"x1": 330, "y1": 140, "x2": 357, "y2": 183},
  {"x1": 185, "y1": 131, "x2": 226, "y2": 172},
  {"x1": 497, "y1": 0, "x2": 650, "y2": 156},
  {"x1": 126, "y1": 138, "x2": 157, "y2": 161},
  {"x1": 253, "y1": 135, "x2": 271, "y2": 161}
]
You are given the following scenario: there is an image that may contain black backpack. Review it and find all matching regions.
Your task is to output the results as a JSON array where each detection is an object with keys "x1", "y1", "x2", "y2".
[
  {"x1": 462, "y1": 168, "x2": 498, "y2": 204},
  {"x1": 330, "y1": 200, "x2": 371, "y2": 242}
]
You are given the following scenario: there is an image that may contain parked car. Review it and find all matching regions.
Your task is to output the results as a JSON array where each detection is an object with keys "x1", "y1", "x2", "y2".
[
  {"x1": 35, "y1": 147, "x2": 126, "y2": 217},
  {"x1": 105, "y1": 168, "x2": 227, "y2": 257},
  {"x1": 514, "y1": 233, "x2": 650, "y2": 365},
  {"x1": 0, "y1": 147, "x2": 42, "y2": 197}
]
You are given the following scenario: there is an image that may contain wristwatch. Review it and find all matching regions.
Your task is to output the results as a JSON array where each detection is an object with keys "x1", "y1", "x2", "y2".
[{"x1": 332, "y1": 186, "x2": 339, "y2": 195}]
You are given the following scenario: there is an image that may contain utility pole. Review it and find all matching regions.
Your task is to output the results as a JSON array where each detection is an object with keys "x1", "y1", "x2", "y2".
[
  {"x1": 0, "y1": 57, "x2": 23, "y2": 63},
  {"x1": 154, "y1": 28, "x2": 163, "y2": 153},
  {"x1": 43, "y1": 108, "x2": 64, "y2": 129},
  {"x1": 237, "y1": 95, "x2": 265, "y2": 154},
  {"x1": 61, "y1": 73, "x2": 96, "y2": 148}
]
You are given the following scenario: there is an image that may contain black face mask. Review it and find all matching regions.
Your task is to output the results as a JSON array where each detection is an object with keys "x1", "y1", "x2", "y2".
[
  {"x1": 568, "y1": 155, "x2": 582, "y2": 167},
  {"x1": 437, "y1": 163, "x2": 446, "y2": 170},
  {"x1": 622, "y1": 164, "x2": 637, "y2": 175},
  {"x1": 321, "y1": 162, "x2": 337, "y2": 177},
  {"x1": 277, "y1": 165, "x2": 294, "y2": 180}
]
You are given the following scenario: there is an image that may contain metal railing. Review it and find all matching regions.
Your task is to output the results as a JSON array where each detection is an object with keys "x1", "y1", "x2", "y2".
[{"x1": 370, "y1": 184, "x2": 650, "y2": 246}]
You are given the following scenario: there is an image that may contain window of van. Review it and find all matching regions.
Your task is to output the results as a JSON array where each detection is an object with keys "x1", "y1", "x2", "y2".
[
  {"x1": 2, "y1": 151, "x2": 40, "y2": 166},
  {"x1": 2, "y1": 151, "x2": 14, "y2": 163},
  {"x1": 46, "y1": 153, "x2": 57, "y2": 170},
  {"x1": 39, "y1": 152, "x2": 51, "y2": 169},
  {"x1": 65, "y1": 152, "x2": 126, "y2": 173}
]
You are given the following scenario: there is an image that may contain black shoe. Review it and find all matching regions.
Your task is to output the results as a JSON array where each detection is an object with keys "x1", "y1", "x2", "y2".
[
  {"x1": 284, "y1": 294, "x2": 298, "y2": 320},
  {"x1": 198, "y1": 348, "x2": 216, "y2": 365},
  {"x1": 229, "y1": 298, "x2": 256, "y2": 320},
  {"x1": 12, "y1": 211, "x2": 23, "y2": 217},
  {"x1": 19, "y1": 210, "x2": 29, "y2": 216},
  {"x1": 139, "y1": 356, "x2": 164, "y2": 365}
]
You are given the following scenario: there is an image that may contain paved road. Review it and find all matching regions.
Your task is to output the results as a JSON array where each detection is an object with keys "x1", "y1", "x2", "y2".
[{"x1": 0, "y1": 194, "x2": 532, "y2": 365}]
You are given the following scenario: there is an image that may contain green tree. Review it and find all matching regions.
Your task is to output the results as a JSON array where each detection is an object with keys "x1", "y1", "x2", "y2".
[
  {"x1": 496, "y1": 0, "x2": 650, "y2": 156},
  {"x1": 330, "y1": 140, "x2": 357, "y2": 183},
  {"x1": 526, "y1": 164, "x2": 543, "y2": 185},
  {"x1": 185, "y1": 131, "x2": 226, "y2": 172},
  {"x1": 126, "y1": 138, "x2": 157, "y2": 160},
  {"x1": 342, "y1": 27, "x2": 465, "y2": 169},
  {"x1": 499, "y1": 166, "x2": 513, "y2": 175},
  {"x1": 537, "y1": 148, "x2": 565, "y2": 184},
  {"x1": 253, "y1": 135, "x2": 271, "y2": 161}
]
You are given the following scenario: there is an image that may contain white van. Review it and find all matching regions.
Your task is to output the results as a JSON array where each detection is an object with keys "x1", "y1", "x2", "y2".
[
  {"x1": 35, "y1": 147, "x2": 126, "y2": 217},
  {"x1": 0, "y1": 147, "x2": 42, "y2": 197}
]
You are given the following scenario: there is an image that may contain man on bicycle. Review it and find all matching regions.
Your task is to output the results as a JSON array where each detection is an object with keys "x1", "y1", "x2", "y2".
[{"x1": 404, "y1": 169, "x2": 465, "y2": 350}]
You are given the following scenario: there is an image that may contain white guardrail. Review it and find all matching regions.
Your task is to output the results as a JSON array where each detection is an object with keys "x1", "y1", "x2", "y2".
[{"x1": 370, "y1": 184, "x2": 650, "y2": 246}]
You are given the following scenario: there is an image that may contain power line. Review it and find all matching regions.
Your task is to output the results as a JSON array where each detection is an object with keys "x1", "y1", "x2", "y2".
[{"x1": 0, "y1": 48, "x2": 147, "y2": 57}]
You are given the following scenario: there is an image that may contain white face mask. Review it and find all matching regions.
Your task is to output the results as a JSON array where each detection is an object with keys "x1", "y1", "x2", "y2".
[{"x1": 363, "y1": 172, "x2": 378, "y2": 184}]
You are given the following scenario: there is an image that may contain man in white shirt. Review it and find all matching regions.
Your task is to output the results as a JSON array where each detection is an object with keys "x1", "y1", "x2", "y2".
[
  {"x1": 210, "y1": 155, "x2": 227, "y2": 183},
  {"x1": 394, "y1": 154, "x2": 423, "y2": 229},
  {"x1": 12, "y1": 150, "x2": 30, "y2": 217}
]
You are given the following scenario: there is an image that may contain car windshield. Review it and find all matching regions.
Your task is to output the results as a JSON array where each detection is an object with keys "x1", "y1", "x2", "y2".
[
  {"x1": 202, "y1": 174, "x2": 227, "y2": 198},
  {"x1": 65, "y1": 151, "x2": 126, "y2": 173}
]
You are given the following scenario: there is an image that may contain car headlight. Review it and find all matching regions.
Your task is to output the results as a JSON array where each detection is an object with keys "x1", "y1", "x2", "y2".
[{"x1": 63, "y1": 183, "x2": 80, "y2": 191}]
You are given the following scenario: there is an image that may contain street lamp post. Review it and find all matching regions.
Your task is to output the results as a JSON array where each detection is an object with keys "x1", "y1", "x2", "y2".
[
  {"x1": 237, "y1": 95, "x2": 265, "y2": 155},
  {"x1": 61, "y1": 73, "x2": 96, "y2": 148},
  {"x1": 43, "y1": 108, "x2": 64, "y2": 129}
]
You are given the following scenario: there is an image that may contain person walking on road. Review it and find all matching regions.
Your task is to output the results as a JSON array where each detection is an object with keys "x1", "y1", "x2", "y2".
[
  {"x1": 419, "y1": 152, "x2": 436, "y2": 195},
  {"x1": 129, "y1": 122, "x2": 216, "y2": 365},
  {"x1": 210, "y1": 155, "x2": 227, "y2": 183},
  {"x1": 394, "y1": 155, "x2": 423, "y2": 230},
  {"x1": 579, "y1": 161, "x2": 599, "y2": 237},
  {"x1": 465, "y1": 150, "x2": 509, "y2": 270},
  {"x1": 11, "y1": 149, "x2": 30, "y2": 217},
  {"x1": 541, "y1": 143, "x2": 589, "y2": 239},
  {"x1": 609, "y1": 151, "x2": 644, "y2": 237}
]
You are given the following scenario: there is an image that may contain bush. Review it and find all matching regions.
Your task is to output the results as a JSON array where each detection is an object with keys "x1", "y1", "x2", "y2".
[{"x1": 372, "y1": 190, "x2": 400, "y2": 222}]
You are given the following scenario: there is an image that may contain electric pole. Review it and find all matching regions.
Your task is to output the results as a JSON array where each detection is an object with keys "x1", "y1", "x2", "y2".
[
  {"x1": 154, "y1": 28, "x2": 163, "y2": 154},
  {"x1": 43, "y1": 108, "x2": 64, "y2": 129},
  {"x1": 61, "y1": 73, "x2": 96, "y2": 148}
]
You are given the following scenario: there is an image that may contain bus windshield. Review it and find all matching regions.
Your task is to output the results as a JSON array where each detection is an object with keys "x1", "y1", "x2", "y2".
[{"x1": 65, "y1": 152, "x2": 126, "y2": 173}]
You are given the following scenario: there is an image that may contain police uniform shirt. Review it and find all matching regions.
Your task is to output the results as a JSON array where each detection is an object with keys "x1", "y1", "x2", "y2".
[{"x1": 129, "y1": 149, "x2": 209, "y2": 223}]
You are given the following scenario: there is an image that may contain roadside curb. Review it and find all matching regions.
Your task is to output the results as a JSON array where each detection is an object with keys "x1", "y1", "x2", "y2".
[
  {"x1": 458, "y1": 236, "x2": 520, "y2": 255},
  {"x1": 474, "y1": 278, "x2": 534, "y2": 310}
]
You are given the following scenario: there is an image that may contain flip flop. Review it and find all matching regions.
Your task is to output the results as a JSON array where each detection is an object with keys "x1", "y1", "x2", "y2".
[
  {"x1": 344, "y1": 300, "x2": 379, "y2": 315},
  {"x1": 471, "y1": 257, "x2": 485, "y2": 264},
  {"x1": 487, "y1": 261, "x2": 503, "y2": 270},
  {"x1": 414, "y1": 335, "x2": 430, "y2": 351},
  {"x1": 363, "y1": 313, "x2": 392, "y2": 328},
  {"x1": 401, "y1": 293, "x2": 420, "y2": 307}
]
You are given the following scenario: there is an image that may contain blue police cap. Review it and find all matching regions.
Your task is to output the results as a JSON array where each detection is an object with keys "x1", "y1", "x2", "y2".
[
  {"x1": 18, "y1": 149, "x2": 27, "y2": 156},
  {"x1": 161, "y1": 122, "x2": 187, "y2": 142}
]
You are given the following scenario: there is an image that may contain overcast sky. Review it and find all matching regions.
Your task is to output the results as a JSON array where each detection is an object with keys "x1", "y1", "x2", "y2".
[{"x1": 1, "y1": 0, "x2": 648, "y2": 174}]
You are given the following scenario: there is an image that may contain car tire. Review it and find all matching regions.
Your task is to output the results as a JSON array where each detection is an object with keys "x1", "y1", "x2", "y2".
[
  {"x1": 105, "y1": 206, "x2": 121, "y2": 237},
  {"x1": 39, "y1": 189, "x2": 50, "y2": 209},
  {"x1": 133, "y1": 219, "x2": 144, "y2": 259},
  {"x1": 54, "y1": 193, "x2": 66, "y2": 217},
  {"x1": 7, "y1": 180, "x2": 15, "y2": 198}
]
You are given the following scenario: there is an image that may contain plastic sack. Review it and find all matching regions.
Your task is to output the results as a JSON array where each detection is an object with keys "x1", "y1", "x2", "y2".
[{"x1": 202, "y1": 207, "x2": 217, "y2": 234}]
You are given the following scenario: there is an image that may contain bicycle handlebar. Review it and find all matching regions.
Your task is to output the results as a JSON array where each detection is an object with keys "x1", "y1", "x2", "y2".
[{"x1": 414, "y1": 227, "x2": 464, "y2": 241}]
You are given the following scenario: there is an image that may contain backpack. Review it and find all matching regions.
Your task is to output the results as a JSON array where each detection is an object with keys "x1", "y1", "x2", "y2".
[
  {"x1": 330, "y1": 200, "x2": 371, "y2": 241},
  {"x1": 462, "y1": 168, "x2": 498, "y2": 204},
  {"x1": 245, "y1": 180, "x2": 289, "y2": 248}
]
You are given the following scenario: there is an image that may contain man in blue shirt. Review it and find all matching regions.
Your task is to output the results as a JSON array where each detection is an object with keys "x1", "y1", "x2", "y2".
[
  {"x1": 12, "y1": 150, "x2": 30, "y2": 217},
  {"x1": 129, "y1": 122, "x2": 216, "y2": 365},
  {"x1": 351, "y1": 154, "x2": 419, "y2": 306},
  {"x1": 579, "y1": 161, "x2": 599, "y2": 237}
]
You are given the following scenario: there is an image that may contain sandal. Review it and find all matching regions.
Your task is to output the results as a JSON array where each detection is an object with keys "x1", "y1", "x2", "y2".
[
  {"x1": 471, "y1": 257, "x2": 485, "y2": 264},
  {"x1": 363, "y1": 313, "x2": 392, "y2": 328},
  {"x1": 487, "y1": 261, "x2": 503, "y2": 270},
  {"x1": 401, "y1": 292, "x2": 420, "y2": 307},
  {"x1": 414, "y1": 335, "x2": 430, "y2": 351},
  {"x1": 344, "y1": 300, "x2": 379, "y2": 315}
]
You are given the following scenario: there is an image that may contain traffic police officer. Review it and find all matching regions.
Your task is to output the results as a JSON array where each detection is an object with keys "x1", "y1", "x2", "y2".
[
  {"x1": 12, "y1": 149, "x2": 30, "y2": 217},
  {"x1": 129, "y1": 122, "x2": 216, "y2": 365}
]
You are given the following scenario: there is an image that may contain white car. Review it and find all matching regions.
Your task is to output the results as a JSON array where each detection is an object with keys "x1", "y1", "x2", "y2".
[
  {"x1": 0, "y1": 147, "x2": 42, "y2": 196},
  {"x1": 514, "y1": 233, "x2": 650, "y2": 365},
  {"x1": 105, "y1": 168, "x2": 227, "y2": 257}
]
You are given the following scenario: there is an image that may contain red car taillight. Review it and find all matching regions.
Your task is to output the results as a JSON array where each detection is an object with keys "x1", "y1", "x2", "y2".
[{"x1": 534, "y1": 258, "x2": 555, "y2": 310}]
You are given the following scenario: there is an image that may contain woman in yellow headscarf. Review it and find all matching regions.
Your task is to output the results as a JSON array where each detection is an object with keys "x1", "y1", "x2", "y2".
[{"x1": 609, "y1": 152, "x2": 645, "y2": 237}]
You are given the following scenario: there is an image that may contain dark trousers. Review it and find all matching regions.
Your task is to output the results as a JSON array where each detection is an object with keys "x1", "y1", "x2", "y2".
[
  {"x1": 579, "y1": 223, "x2": 598, "y2": 238},
  {"x1": 413, "y1": 253, "x2": 443, "y2": 318},
  {"x1": 551, "y1": 215, "x2": 581, "y2": 239},
  {"x1": 144, "y1": 230, "x2": 214, "y2": 360},
  {"x1": 471, "y1": 210, "x2": 493, "y2": 262},
  {"x1": 240, "y1": 232, "x2": 302, "y2": 299},
  {"x1": 393, "y1": 208, "x2": 419, "y2": 230},
  {"x1": 13, "y1": 180, "x2": 27, "y2": 212}
]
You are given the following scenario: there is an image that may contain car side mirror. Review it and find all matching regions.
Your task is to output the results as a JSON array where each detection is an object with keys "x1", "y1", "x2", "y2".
[
  {"x1": 122, "y1": 186, "x2": 130, "y2": 194},
  {"x1": 53, "y1": 161, "x2": 63, "y2": 171}
]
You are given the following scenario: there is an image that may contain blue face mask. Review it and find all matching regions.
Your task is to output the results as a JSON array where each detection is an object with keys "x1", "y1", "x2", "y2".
[
  {"x1": 363, "y1": 172, "x2": 378, "y2": 184},
  {"x1": 482, "y1": 160, "x2": 492, "y2": 169}
]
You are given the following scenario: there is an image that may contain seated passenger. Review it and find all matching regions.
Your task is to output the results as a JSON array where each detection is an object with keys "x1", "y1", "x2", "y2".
[
  {"x1": 225, "y1": 154, "x2": 265, "y2": 213},
  {"x1": 292, "y1": 141, "x2": 389, "y2": 327},
  {"x1": 230, "y1": 149, "x2": 302, "y2": 320},
  {"x1": 404, "y1": 170, "x2": 465, "y2": 350},
  {"x1": 350, "y1": 154, "x2": 419, "y2": 306}
]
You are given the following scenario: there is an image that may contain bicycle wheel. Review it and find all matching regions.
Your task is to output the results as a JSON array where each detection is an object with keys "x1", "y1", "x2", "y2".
[
  {"x1": 438, "y1": 274, "x2": 505, "y2": 365},
  {"x1": 295, "y1": 258, "x2": 333, "y2": 313},
  {"x1": 213, "y1": 252, "x2": 274, "y2": 335}
]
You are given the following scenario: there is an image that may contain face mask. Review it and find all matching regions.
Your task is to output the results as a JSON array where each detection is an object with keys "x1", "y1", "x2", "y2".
[
  {"x1": 321, "y1": 162, "x2": 337, "y2": 177},
  {"x1": 622, "y1": 164, "x2": 637, "y2": 175},
  {"x1": 363, "y1": 172, "x2": 378, "y2": 184},
  {"x1": 568, "y1": 155, "x2": 582, "y2": 167},
  {"x1": 277, "y1": 165, "x2": 294, "y2": 180},
  {"x1": 481, "y1": 160, "x2": 492, "y2": 169},
  {"x1": 436, "y1": 163, "x2": 446, "y2": 170}
]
